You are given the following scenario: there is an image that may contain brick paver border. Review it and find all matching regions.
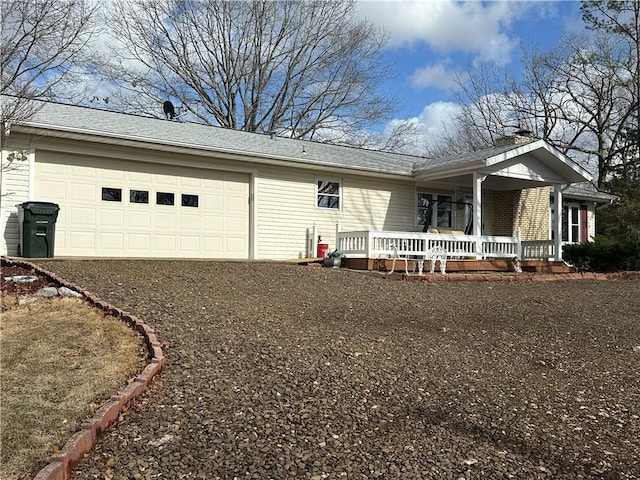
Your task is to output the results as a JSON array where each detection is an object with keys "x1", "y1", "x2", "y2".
[{"x1": 3, "y1": 259, "x2": 165, "y2": 480}]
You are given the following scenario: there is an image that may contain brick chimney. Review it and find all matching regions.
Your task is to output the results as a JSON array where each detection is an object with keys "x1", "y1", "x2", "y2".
[{"x1": 495, "y1": 129, "x2": 535, "y2": 147}]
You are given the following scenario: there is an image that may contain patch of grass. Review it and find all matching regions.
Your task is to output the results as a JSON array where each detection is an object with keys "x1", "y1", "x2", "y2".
[{"x1": 0, "y1": 297, "x2": 145, "y2": 479}]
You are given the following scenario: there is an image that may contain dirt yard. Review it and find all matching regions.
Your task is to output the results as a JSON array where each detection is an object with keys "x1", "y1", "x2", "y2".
[{"x1": 32, "y1": 260, "x2": 640, "y2": 479}]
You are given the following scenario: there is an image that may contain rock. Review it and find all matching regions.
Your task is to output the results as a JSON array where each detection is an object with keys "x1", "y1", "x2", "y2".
[
  {"x1": 4, "y1": 275, "x2": 38, "y2": 283},
  {"x1": 18, "y1": 297, "x2": 38, "y2": 305},
  {"x1": 36, "y1": 286, "x2": 58, "y2": 297},
  {"x1": 58, "y1": 286, "x2": 83, "y2": 298}
]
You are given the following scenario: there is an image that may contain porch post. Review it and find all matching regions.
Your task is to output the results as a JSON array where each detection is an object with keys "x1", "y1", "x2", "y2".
[
  {"x1": 554, "y1": 186, "x2": 563, "y2": 261},
  {"x1": 473, "y1": 173, "x2": 485, "y2": 258}
]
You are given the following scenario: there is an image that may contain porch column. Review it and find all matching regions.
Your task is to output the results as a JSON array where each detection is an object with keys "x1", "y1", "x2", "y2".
[
  {"x1": 554, "y1": 186, "x2": 563, "y2": 261},
  {"x1": 473, "y1": 173, "x2": 486, "y2": 237}
]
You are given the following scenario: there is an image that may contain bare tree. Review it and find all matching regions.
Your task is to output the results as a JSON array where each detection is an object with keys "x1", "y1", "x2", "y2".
[
  {"x1": 423, "y1": 62, "x2": 522, "y2": 157},
  {"x1": 581, "y1": 0, "x2": 639, "y2": 182},
  {"x1": 98, "y1": 0, "x2": 398, "y2": 144},
  {"x1": 518, "y1": 34, "x2": 636, "y2": 186},
  {"x1": 1, "y1": 0, "x2": 99, "y2": 204},
  {"x1": 1, "y1": 0, "x2": 99, "y2": 140}
]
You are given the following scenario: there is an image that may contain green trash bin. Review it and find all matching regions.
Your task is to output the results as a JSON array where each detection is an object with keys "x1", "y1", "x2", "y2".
[{"x1": 17, "y1": 202, "x2": 60, "y2": 258}]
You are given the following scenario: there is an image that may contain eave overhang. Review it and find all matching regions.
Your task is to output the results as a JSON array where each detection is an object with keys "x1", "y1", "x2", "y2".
[{"x1": 414, "y1": 140, "x2": 592, "y2": 186}]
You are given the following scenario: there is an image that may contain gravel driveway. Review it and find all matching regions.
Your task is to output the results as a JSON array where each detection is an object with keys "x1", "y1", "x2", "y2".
[{"x1": 36, "y1": 260, "x2": 640, "y2": 479}]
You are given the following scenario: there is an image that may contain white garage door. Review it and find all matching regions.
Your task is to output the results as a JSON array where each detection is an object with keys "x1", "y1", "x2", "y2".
[{"x1": 35, "y1": 151, "x2": 250, "y2": 258}]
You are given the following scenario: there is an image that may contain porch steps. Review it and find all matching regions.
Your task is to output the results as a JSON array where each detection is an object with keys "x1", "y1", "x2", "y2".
[
  {"x1": 342, "y1": 258, "x2": 576, "y2": 274},
  {"x1": 520, "y1": 260, "x2": 577, "y2": 274}
]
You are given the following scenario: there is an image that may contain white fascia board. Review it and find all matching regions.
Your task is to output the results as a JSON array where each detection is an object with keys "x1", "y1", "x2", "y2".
[{"x1": 485, "y1": 140, "x2": 592, "y2": 183}]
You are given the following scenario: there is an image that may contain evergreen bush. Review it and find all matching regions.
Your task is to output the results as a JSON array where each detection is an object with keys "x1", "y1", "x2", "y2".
[{"x1": 563, "y1": 238, "x2": 640, "y2": 272}]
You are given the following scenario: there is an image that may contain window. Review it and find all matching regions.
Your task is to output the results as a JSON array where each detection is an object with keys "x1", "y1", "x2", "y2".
[
  {"x1": 551, "y1": 199, "x2": 583, "y2": 243},
  {"x1": 317, "y1": 180, "x2": 341, "y2": 209},
  {"x1": 417, "y1": 193, "x2": 452, "y2": 229},
  {"x1": 130, "y1": 190, "x2": 149, "y2": 204},
  {"x1": 156, "y1": 192, "x2": 175, "y2": 205},
  {"x1": 181, "y1": 194, "x2": 199, "y2": 207},
  {"x1": 102, "y1": 187, "x2": 122, "y2": 202},
  {"x1": 562, "y1": 204, "x2": 581, "y2": 243}
]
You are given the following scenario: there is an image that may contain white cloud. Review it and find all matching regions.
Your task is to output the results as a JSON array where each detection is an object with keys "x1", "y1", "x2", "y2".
[
  {"x1": 409, "y1": 63, "x2": 464, "y2": 89},
  {"x1": 375, "y1": 101, "x2": 461, "y2": 155},
  {"x1": 415, "y1": 100, "x2": 461, "y2": 136},
  {"x1": 358, "y1": 0, "x2": 526, "y2": 63}
]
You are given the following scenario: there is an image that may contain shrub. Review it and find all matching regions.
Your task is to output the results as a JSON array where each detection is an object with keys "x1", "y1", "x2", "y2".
[{"x1": 563, "y1": 237, "x2": 640, "y2": 272}]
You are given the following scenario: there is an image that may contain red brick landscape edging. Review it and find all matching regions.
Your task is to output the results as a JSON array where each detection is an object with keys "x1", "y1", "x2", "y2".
[
  {"x1": 4, "y1": 259, "x2": 165, "y2": 480},
  {"x1": 380, "y1": 270, "x2": 640, "y2": 282}
]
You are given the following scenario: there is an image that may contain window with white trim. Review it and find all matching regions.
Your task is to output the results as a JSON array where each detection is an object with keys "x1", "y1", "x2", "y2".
[
  {"x1": 550, "y1": 198, "x2": 583, "y2": 243},
  {"x1": 316, "y1": 179, "x2": 341, "y2": 210},
  {"x1": 417, "y1": 193, "x2": 453, "y2": 229}
]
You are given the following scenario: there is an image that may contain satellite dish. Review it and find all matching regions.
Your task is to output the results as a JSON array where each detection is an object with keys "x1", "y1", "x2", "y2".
[{"x1": 163, "y1": 101, "x2": 176, "y2": 119}]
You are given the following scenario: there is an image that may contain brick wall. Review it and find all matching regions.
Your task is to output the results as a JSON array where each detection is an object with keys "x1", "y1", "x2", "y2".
[
  {"x1": 513, "y1": 186, "x2": 550, "y2": 240},
  {"x1": 493, "y1": 191, "x2": 515, "y2": 236}
]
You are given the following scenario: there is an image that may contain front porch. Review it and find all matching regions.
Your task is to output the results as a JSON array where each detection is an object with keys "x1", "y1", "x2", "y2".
[{"x1": 334, "y1": 229, "x2": 571, "y2": 273}]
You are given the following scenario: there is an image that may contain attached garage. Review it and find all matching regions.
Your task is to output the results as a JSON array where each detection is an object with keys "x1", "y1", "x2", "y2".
[{"x1": 34, "y1": 151, "x2": 250, "y2": 258}]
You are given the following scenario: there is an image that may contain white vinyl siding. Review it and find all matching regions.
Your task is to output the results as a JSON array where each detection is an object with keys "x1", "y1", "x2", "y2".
[
  {"x1": 0, "y1": 142, "x2": 31, "y2": 256},
  {"x1": 256, "y1": 164, "x2": 415, "y2": 259}
]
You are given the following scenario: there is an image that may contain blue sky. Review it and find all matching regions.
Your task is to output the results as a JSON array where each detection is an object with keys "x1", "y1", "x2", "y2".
[{"x1": 355, "y1": 0, "x2": 588, "y2": 142}]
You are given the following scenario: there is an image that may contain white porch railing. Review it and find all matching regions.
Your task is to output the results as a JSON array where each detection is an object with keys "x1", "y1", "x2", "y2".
[
  {"x1": 521, "y1": 240, "x2": 556, "y2": 260},
  {"x1": 335, "y1": 229, "x2": 522, "y2": 261}
]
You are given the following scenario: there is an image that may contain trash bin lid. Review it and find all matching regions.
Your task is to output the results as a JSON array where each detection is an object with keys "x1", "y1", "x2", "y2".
[{"x1": 18, "y1": 201, "x2": 60, "y2": 214}]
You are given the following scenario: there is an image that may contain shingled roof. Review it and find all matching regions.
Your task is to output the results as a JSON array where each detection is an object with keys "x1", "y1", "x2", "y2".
[
  {"x1": 15, "y1": 100, "x2": 419, "y2": 177},
  {"x1": 9, "y1": 99, "x2": 594, "y2": 188}
]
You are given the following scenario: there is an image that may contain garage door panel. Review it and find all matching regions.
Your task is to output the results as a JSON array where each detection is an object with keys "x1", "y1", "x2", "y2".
[
  {"x1": 99, "y1": 232, "x2": 124, "y2": 250},
  {"x1": 69, "y1": 231, "x2": 95, "y2": 249},
  {"x1": 129, "y1": 171, "x2": 152, "y2": 183},
  {"x1": 35, "y1": 153, "x2": 249, "y2": 258},
  {"x1": 127, "y1": 233, "x2": 151, "y2": 251},
  {"x1": 155, "y1": 213, "x2": 177, "y2": 229},
  {"x1": 70, "y1": 183, "x2": 96, "y2": 201},
  {"x1": 203, "y1": 178, "x2": 224, "y2": 189},
  {"x1": 38, "y1": 180, "x2": 67, "y2": 201},
  {"x1": 204, "y1": 236, "x2": 223, "y2": 252},
  {"x1": 179, "y1": 235, "x2": 201, "y2": 251},
  {"x1": 226, "y1": 196, "x2": 247, "y2": 213},
  {"x1": 69, "y1": 164, "x2": 97, "y2": 179},
  {"x1": 99, "y1": 209, "x2": 125, "y2": 227},
  {"x1": 101, "y1": 169, "x2": 125, "y2": 180},
  {"x1": 203, "y1": 194, "x2": 224, "y2": 209},
  {"x1": 128, "y1": 210, "x2": 151, "y2": 228},
  {"x1": 225, "y1": 237, "x2": 247, "y2": 254},
  {"x1": 69, "y1": 206, "x2": 96, "y2": 226},
  {"x1": 224, "y1": 217, "x2": 247, "y2": 234},
  {"x1": 179, "y1": 214, "x2": 200, "y2": 230},
  {"x1": 154, "y1": 234, "x2": 177, "y2": 251},
  {"x1": 179, "y1": 176, "x2": 201, "y2": 188},
  {"x1": 156, "y1": 173, "x2": 178, "y2": 186}
]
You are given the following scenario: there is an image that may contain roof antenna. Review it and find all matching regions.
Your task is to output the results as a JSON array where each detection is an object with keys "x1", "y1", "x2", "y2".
[{"x1": 163, "y1": 100, "x2": 176, "y2": 120}]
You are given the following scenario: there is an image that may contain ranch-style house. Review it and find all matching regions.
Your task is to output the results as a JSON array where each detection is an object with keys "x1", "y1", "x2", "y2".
[{"x1": 0, "y1": 99, "x2": 615, "y2": 266}]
